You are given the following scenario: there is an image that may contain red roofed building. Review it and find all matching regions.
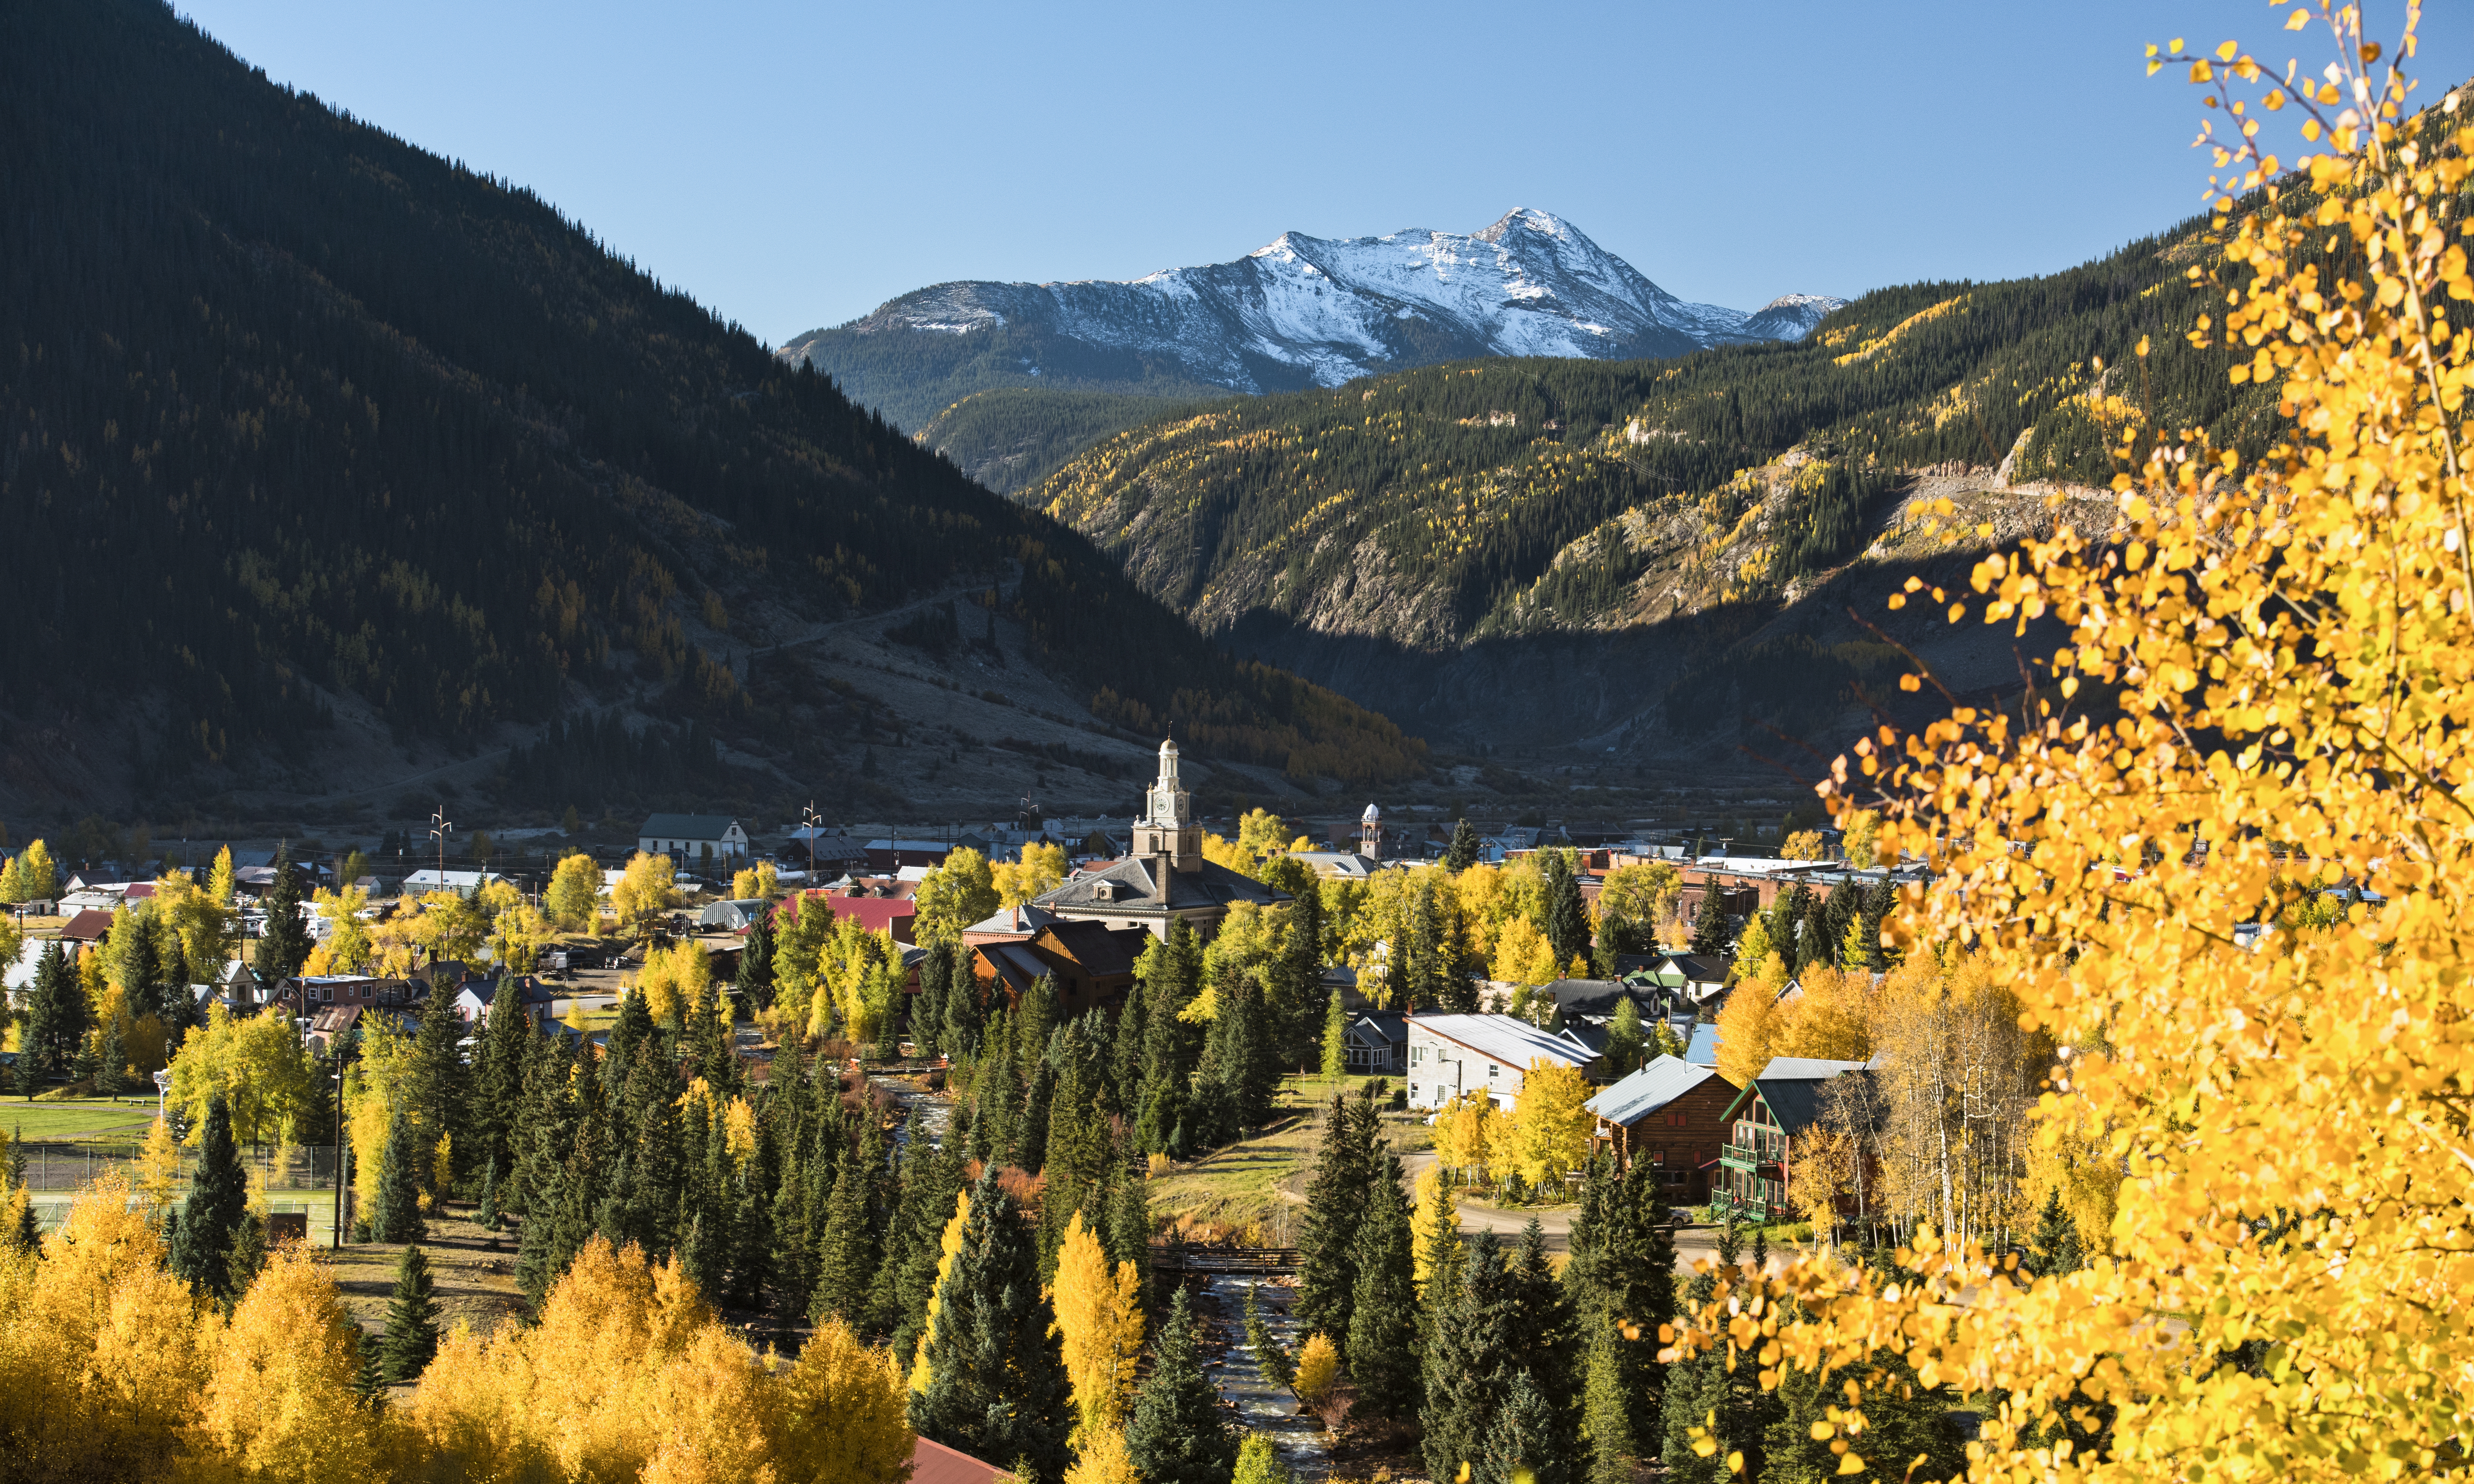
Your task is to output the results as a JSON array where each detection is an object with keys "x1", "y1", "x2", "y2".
[
  {"x1": 57, "y1": 909, "x2": 113, "y2": 945},
  {"x1": 775, "y1": 889, "x2": 917, "y2": 944},
  {"x1": 909, "y1": 1436, "x2": 1008, "y2": 1484}
]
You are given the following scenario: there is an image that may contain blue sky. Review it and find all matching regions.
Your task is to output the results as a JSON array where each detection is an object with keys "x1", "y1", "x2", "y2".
[{"x1": 173, "y1": 2, "x2": 2469, "y2": 343}]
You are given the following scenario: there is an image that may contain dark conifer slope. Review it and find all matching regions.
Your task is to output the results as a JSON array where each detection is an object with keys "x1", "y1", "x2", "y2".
[{"x1": 0, "y1": 0, "x2": 1421, "y2": 809}]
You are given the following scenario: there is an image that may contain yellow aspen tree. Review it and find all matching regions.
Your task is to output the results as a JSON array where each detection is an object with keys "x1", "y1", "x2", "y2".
[
  {"x1": 1410, "y1": 1164, "x2": 1460, "y2": 1292},
  {"x1": 1771, "y1": 961, "x2": 1872, "y2": 1063},
  {"x1": 0, "y1": 1174, "x2": 208, "y2": 1477},
  {"x1": 1668, "y1": 18, "x2": 2474, "y2": 1482},
  {"x1": 546, "y1": 851, "x2": 601, "y2": 930},
  {"x1": 1712, "y1": 975, "x2": 1782, "y2": 1091},
  {"x1": 191, "y1": 1243, "x2": 380, "y2": 1483},
  {"x1": 1506, "y1": 1058, "x2": 1591, "y2": 1186},
  {"x1": 1050, "y1": 1210, "x2": 1145, "y2": 1441},
  {"x1": 136, "y1": 1114, "x2": 183, "y2": 1211},
  {"x1": 1062, "y1": 1424, "x2": 1141, "y2": 1484},
  {"x1": 770, "y1": 1315, "x2": 916, "y2": 1484},
  {"x1": 1291, "y1": 1332, "x2": 1340, "y2": 1408},
  {"x1": 610, "y1": 852, "x2": 681, "y2": 940}
]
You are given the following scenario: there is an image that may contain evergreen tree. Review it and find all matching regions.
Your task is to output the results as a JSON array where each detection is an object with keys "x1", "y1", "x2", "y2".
[
  {"x1": 381, "y1": 1244, "x2": 443, "y2": 1383},
  {"x1": 1422, "y1": 1233, "x2": 1512, "y2": 1484},
  {"x1": 373, "y1": 1104, "x2": 428, "y2": 1243},
  {"x1": 908, "y1": 1168, "x2": 1072, "y2": 1482},
  {"x1": 1505, "y1": 1219, "x2": 1579, "y2": 1451},
  {"x1": 19, "y1": 943, "x2": 86, "y2": 1086},
  {"x1": 477, "y1": 1155, "x2": 501, "y2": 1230},
  {"x1": 402, "y1": 988, "x2": 470, "y2": 1197},
  {"x1": 1106, "y1": 979, "x2": 1145, "y2": 1113},
  {"x1": 472, "y1": 976, "x2": 531, "y2": 1181},
  {"x1": 735, "y1": 906, "x2": 776, "y2": 1011},
  {"x1": 1564, "y1": 1156, "x2": 1676, "y2": 1454},
  {"x1": 171, "y1": 1094, "x2": 248, "y2": 1301},
  {"x1": 1581, "y1": 1325, "x2": 1636, "y2": 1484},
  {"x1": 2026, "y1": 1185, "x2": 2084, "y2": 1278},
  {"x1": 1105, "y1": 1171, "x2": 1151, "y2": 1297},
  {"x1": 885, "y1": 1133, "x2": 967, "y2": 1367},
  {"x1": 224, "y1": 1212, "x2": 268, "y2": 1302},
  {"x1": 1294, "y1": 1092, "x2": 1375, "y2": 1353},
  {"x1": 1124, "y1": 1284, "x2": 1237, "y2": 1484},
  {"x1": 1659, "y1": 1223, "x2": 1773, "y2": 1481},
  {"x1": 811, "y1": 1152, "x2": 875, "y2": 1325},
  {"x1": 1604, "y1": 996, "x2": 1647, "y2": 1075},
  {"x1": 1445, "y1": 818, "x2": 1482, "y2": 873},
  {"x1": 1345, "y1": 1156, "x2": 1419, "y2": 1423},
  {"x1": 910, "y1": 937, "x2": 946, "y2": 1057},
  {"x1": 1688, "y1": 886, "x2": 1732, "y2": 959},
  {"x1": 1272, "y1": 869, "x2": 1325, "y2": 1064},
  {"x1": 1658, "y1": 1262, "x2": 1731, "y2": 1483},
  {"x1": 1542, "y1": 848, "x2": 1588, "y2": 971},
  {"x1": 1015, "y1": 1055, "x2": 1055, "y2": 1174},
  {"x1": 942, "y1": 953, "x2": 980, "y2": 1061},
  {"x1": 1482, "y1": 1370, "x2": 1566, "y2": 1484},
  {"x1": 1320, "y1": 989, "x2": 1347, "y2": 1080},
  {"x1": 255, "y1": 844, "x2": 312, "y2": 980}
]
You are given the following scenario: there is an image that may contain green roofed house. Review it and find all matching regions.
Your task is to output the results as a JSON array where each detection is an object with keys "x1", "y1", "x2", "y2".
[
  {"x1": 635, "y1": 814, "x2": 749, "y2": 871},
  {"x1": 1713, "y1": 1055, "x2": 1880, "y2": 1224}
]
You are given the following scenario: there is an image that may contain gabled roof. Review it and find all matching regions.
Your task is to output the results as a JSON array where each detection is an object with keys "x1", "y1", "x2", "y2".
[
  {"x1": 910, "y1": 1436, "x2": 1009, "y2": 1484},
  {"x1": 58, "y1": 909, "x2": 113, "y2": 941},
  {"x1": 1408, "y1": 1012, "x2": 1599, "y2": 1070},
  {"x1": 1585, "y1": 1054, "x2": 1724, "y2": 1127},
  {"x1": 1740, "y1": 1056, "x2": 1876, "y2": 1137},
  {"x1": 1353, "y1": 1010, "x2": 1407, "y2": 1046},
  {"x1": 1031, "y1": 856, "x2": 1288, "y2": 915},
  {"x1": 1035, "y1": 919, "x2": 1138, "y2": 978},
  {"x1": 1684, "y1": 1023, "x2": 1719, "y2": 1067},
  {"x1": 963, "y1": 903, "x2": 1060, "y2": 937},
  {"x1": 640, "y1": 814, "x2": 743, "y2": 837},
  {"x1": 975, "y1": 942, "x2": 1051, "y2": 998}
]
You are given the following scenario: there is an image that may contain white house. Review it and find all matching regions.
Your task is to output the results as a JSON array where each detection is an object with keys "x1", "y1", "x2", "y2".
[
  {"x1": 1405, "y1": 1012, "x2": 1603, "y2": 1113},
  {"x1": 638, "y1": 815, "x2": 749, "y2": 870}
]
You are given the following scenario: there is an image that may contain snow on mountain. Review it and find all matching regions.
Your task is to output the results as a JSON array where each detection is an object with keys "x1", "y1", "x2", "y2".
[{"x1": 787, "y1": 210, "x2": 1837, "y2": 396}]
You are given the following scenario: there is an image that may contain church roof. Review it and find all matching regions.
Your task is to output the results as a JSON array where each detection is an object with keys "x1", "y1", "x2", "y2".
[{"x1": 1031, "y1": 856, "x2": 1288, "y2": 915}]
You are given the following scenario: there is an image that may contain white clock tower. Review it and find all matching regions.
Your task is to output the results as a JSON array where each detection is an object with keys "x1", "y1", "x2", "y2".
[{"x1": 1131, "y1": 738, "x2": 1201, "y2": 872}]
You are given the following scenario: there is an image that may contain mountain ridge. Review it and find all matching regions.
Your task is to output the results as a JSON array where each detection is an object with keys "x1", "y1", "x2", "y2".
[{"x1": 779, "y1": 209, "x2": 1841, "y2": 433}]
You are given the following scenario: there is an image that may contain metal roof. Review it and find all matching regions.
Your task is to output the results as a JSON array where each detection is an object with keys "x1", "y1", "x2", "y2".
[
  {"x1": 1408, "y1": 1012, "x2": 1599, "y2": 1070},
  {"x1": 1585, "y1": 1054, "x2": 1723, "y2": 1126}
]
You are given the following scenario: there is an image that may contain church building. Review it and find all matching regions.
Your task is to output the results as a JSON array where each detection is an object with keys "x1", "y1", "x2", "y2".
[{"x1": 1027, "y1": 738, "x2": 1287, "y2": 940}]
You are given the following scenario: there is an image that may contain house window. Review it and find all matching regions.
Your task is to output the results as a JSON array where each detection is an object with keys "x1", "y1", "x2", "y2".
[{"x1": 1487, "y1": 1063, "x2": 1499, "y2": 1079}]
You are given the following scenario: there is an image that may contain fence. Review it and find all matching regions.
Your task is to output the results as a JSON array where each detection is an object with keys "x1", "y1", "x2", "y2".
[{"x1": 13, "y1": 1140, "x2": 340, "y2": 1194}]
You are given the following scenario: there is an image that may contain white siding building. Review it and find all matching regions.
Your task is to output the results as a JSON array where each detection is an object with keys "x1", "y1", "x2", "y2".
[
  {"x1": 1405, "y1": 1012, "x2": 1602, "y2": 1112},
  {"x1": 636, "y1": 814, "x2": 750, "y2": 870}
]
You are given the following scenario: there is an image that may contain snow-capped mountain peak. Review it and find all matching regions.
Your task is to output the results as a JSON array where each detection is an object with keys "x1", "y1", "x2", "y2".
[{"x1": 789, "y1": 211, "x2": 1837, "y2": 398}]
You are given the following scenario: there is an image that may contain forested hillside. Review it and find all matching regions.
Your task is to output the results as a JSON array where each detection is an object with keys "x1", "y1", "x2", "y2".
[
  {"x1": 1030, "y1": 224, "x2": 2273, "y2": 646},
  {"x1": 1016, "y1": 197, "x2": 2328, "y2": 755},
  {"x1": 0, "y1": 0, "x2": 1423, "y2": 812},
  {"x1": 912, "y1": 388, "x2": 1230, "y2": 494}
]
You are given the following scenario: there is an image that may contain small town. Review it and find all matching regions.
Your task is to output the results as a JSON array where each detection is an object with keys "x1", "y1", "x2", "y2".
[
  {"x1": 0, "y1": 735, "x2": 2200, "y2": 1482},
  {"x1": 3, "y1": 2, "x2": 2465, "y2": 1481}
]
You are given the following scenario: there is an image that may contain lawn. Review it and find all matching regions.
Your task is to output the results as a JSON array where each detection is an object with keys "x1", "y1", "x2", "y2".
[
  {"x1": 1146, "y1": 1073, "x2": 1429, "y2": 1242},
  {"x1": 0, "y1": 1099, "x2": 162, "y2": 1142}
]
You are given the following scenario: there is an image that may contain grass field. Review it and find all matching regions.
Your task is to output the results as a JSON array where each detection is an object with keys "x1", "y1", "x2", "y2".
[
  {"x1": 1146, "y1": 1073, "x2": 1431, "y2": 1242},
  {"x1": 0, "y1": 1099, "x2": 162, "y2": 1141}
]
